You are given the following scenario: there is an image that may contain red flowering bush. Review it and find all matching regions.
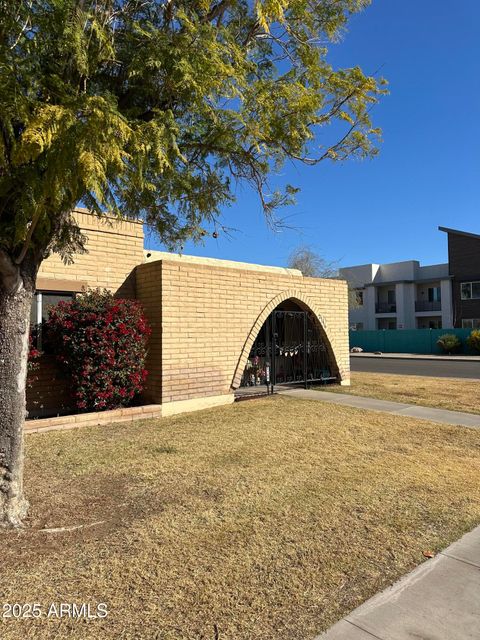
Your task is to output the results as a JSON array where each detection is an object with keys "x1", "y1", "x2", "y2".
[
  {"x1": 27, "y1": 335, "x2": 41, "y2": 388},
  {"x1": 45, "y1": 290, "x2": 151, "y2": 412}
]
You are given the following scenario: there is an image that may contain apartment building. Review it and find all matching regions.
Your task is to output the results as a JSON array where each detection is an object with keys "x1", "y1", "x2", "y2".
[
  {"x1": 340, "y1": 225, "x2": 480, "y2": 331},
  {"x1": 339, "y1": 260, "x2": 453, "y2": 331},
  {"x1": 439, "y1": 226, "x2": 480, "y2": 329}
]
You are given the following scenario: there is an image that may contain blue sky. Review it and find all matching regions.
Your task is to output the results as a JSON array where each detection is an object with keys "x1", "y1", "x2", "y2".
[{"x1": 148, "y1": 0, "x2": 480, "y2": 270}]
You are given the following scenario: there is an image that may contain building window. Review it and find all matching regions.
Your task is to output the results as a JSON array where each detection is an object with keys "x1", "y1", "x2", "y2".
[
  {"x1": 377, "y1": 318, "x2": 397, "y2": 330},
  {"x1": 428, "y1": 286, "x2": 441, "y2": 302},
  {"x1": 30, "y1": 291, "x2": 75, "y2": 347},
  {"x1": 461, "y1": 282, "x2": 480, "y2": 300},
  {"x1": 356, "y1": 290, "x2": 364, "y2": 306},
  {"x1": 387, "y1": 289, "x2": 396, "y2": 304},
  {"x1": 417, "y1": 318, "x2": 442, "y2": 329},
  {"x1": 461, "y1": 318, "x2": 480, "y2": 329}
]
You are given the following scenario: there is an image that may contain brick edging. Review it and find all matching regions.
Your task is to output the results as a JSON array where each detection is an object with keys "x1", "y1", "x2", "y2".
[{"x1": 25, "y1": 404, "x2": 162, "y2": 434}]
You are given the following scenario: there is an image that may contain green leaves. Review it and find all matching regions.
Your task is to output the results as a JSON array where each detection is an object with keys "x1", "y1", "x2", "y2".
[
  {"x1": 0, "y1": 0, "x2": 386, "y2": 261},
  {"x1": 12, "y1": 105, "x2": 76, "y2": 165}
]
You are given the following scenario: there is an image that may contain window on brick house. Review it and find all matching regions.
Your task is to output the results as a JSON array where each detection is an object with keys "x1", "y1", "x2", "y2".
[{"x1": 30, "y1": 291, "x2": 75, "y2": 348}]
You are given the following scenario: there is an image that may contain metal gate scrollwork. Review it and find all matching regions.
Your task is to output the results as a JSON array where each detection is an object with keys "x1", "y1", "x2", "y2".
[{"x1": 240, "y1": 307, "x2": 334, "y2": 390}]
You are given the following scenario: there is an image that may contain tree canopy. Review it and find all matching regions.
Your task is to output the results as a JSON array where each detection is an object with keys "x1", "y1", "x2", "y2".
[
  {"x1": 287, "y1": 245, "x2": 338, "y2": 277},
  {"x1": 0, "y1": 0, "x2": 385, "y2": 268},
  {"x1": 287, "y1": 244, "x2": 361, "y2": 309}
]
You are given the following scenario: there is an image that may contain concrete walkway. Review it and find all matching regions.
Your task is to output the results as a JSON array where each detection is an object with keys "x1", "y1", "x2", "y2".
[
  {"x1": 316, "y1": 525, "x2": 480, "y2": 639},
  {"x1": 278, "y1": 388, "x2": 480, "y2": 429}
]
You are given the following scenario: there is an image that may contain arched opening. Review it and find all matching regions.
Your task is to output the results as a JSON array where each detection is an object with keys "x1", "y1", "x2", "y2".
[{"x1": 238, "y1": 299, "x2": 338, "y2": 391}]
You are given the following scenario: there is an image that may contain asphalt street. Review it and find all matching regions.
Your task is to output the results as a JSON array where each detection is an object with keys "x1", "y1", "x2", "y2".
[{"x1": 351, "y1": 356, "x2": 480, "y2": 379}]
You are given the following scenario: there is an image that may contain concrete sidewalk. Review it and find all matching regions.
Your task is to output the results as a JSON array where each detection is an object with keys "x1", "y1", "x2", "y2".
[
  {"x1": 316, "y1": 525, "x2": 480, "y2": 639},
  {"x1": 278, "y1": 388, "x2": 480, "y2": 429}
]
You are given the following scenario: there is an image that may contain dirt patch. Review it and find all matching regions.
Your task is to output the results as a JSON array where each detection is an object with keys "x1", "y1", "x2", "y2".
[{"x1": 3, "y1": 474, "x2": 133, "y2": 563}]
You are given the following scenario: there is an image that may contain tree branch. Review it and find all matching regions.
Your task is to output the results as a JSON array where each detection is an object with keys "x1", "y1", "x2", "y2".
[
  {"x1": 0, "y1": 249, "x2": 21, "y2": 293},
  {"x1": 243, "y1": 19, "x2": 261, "y2": 47},
  {"x1": 203, "y1": 0, "x2": 231, "y2": 25},
  {"x1": 9, "y1": 0, "x2": 32, "y2": 51},
  {"x1": 14, "y1": 209, "x2": 42, "y2": 265}
]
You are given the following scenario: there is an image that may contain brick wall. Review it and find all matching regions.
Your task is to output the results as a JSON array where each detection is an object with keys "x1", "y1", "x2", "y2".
[
  {"x1": 28, "y1": 210, "x2": 145, "y2": 417},
  {"x1": 27, "y1": 355, "x2": 74, "y2": 418},
  {"x1": 136, "y1": 259, "x2": 162, "y2": 403},
  {"x1": 136, "y1": 257, "x2": 350, "y2": 406},
  {"x1": 28, "y1": 221, "x2": 349, "y2": 417},
  {"x1": 37, "y1": 208, "x2": 144, "y2": 296}
]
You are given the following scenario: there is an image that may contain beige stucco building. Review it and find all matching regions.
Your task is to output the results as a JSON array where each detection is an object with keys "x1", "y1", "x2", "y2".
[{"x1": 28, "y1": 210, "x2": 350, "y2": 418}]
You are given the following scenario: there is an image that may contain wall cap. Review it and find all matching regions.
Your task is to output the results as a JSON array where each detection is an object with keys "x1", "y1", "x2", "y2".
[{"x1": 143, "y1": 250, "x2": 303, "y2": 277}]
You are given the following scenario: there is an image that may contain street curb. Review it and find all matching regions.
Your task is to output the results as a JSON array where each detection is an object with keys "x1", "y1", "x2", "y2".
[{"x1": 350, "y1": 353, "x2": 480, "y2": 362}]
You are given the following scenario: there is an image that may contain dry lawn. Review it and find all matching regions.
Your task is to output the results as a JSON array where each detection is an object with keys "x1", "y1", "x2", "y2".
[
  {"x1": 326, "y1": 372, "x2": 480, "y2": 414},
  {"x1": 2, "y1": 396, "x2": 480, "y2": 640}
]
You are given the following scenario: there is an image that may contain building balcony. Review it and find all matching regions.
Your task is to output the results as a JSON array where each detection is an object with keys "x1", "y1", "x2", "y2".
[
  {"x1": 415, "y1": 300, "x2": 441, "y2": 312},
  {"x1": 375, "y1": 302, "x2": 396, "y2": 313}
]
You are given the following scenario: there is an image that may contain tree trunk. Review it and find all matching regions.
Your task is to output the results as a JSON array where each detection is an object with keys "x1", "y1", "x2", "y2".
[{"x1": 0, "y1": 266, "x2": 34, "y2": 527}]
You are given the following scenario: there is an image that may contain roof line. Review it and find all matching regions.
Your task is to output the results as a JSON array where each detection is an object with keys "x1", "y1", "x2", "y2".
[
  {"x1": 438, "y1": 226, "x2": 480, "y2": 240},
  {"x1": 364, "y1": 275, "x2": 452, "y2": 287},
  {"x1": 143, "y1": 249, "x2": 304, "y2": 277}
]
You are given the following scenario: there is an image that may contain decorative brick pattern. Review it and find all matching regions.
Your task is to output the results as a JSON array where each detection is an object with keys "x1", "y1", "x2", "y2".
[{"x1": 136, "y1": 258, "x2": 350, "y2": 406}]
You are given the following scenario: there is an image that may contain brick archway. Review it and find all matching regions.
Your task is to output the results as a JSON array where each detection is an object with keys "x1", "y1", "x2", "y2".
[{"x1": 231, "y1": 289, "x2": 345, "y2": 389}]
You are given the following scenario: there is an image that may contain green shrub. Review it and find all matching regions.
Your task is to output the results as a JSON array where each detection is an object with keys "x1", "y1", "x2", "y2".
[
  {"x1": 467, "y1": 329, "x2": 480, "y2": 353},
  {"x1": 437, "y1": 333, "x2": 461, "y2": 354}
]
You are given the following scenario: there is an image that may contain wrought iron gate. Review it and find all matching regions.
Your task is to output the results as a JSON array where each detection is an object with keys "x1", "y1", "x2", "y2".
[{"x1": 240, "y1": 309, "x2": 332, "y2": 389}]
